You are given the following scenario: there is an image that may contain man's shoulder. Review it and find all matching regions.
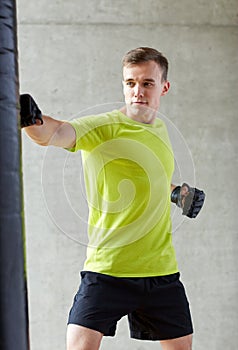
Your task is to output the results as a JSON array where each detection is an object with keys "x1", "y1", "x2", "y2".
[{"x1": 70, "y1": 110, "x2": 123, "y2": 126}]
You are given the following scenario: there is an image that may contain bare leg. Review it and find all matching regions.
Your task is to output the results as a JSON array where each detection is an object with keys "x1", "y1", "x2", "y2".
[
  {"x1": 67, "y1": 324, "x2": 103, "y2": 350},
  {"x1": 160, "y1": 334, "x2": 193, "y2": 350}
]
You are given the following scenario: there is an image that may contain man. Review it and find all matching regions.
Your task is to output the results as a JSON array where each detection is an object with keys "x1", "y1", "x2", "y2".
[{"x1": 21, "y1": 47, "x2": 205, "y2": 350}]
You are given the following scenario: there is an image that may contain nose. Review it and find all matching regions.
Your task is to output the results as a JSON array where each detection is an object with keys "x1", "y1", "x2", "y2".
[{"x1": 134, "y1": 84, "x2": 144, "y2": 97}]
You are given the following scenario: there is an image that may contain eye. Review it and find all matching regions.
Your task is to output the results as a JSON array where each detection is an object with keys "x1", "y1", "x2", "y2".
[
  {"x1": 125, "y1": 81, "x2": 135, "y2": 87},
  {"x1": 144, "y1": 82, "x2": 153, "y2": 87}
]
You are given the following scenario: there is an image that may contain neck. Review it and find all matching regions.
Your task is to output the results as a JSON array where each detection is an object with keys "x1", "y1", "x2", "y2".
[{"x1": 120, "y1": 105, "x2": 156, "y2": 124}]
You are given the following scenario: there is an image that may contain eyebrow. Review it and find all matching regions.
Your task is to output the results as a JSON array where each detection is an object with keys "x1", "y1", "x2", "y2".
[{"x1": 124, "y1": 78, "x2": 156, "y2": 82}]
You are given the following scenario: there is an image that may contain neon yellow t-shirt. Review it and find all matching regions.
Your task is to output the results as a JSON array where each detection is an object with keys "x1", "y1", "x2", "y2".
[{"x1": 67, "y1": 110, "x2": 178, "y2": 277}]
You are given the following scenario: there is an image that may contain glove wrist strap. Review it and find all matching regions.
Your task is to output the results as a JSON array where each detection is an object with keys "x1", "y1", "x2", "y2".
[{"x1": 171, "y1": 186, "x2": 181, "y2": 205}]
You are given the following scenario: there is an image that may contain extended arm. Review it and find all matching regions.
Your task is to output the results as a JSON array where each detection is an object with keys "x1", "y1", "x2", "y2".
[{"x1": 20, "y1": 94, "x2": 76, "y2": 148}]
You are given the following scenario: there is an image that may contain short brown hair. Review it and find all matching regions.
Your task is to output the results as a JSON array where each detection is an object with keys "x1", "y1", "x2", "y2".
[{"x1": 122, "y1": 47, "x2": 168, "y2": 82}]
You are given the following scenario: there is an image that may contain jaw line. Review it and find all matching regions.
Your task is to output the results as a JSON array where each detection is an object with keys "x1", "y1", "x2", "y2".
[{"x1": 124, "y1": 104, "x2": 157, "y2": 124}]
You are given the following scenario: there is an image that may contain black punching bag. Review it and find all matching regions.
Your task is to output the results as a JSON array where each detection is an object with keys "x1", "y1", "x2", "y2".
[{"x1": 0, "y1": 1, "x2": 29, "y2": 349}]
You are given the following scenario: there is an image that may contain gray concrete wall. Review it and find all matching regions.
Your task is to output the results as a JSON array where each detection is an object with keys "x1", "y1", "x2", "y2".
[{"x1": 17, "y1": 1, "x2": 238, "y2": 349}]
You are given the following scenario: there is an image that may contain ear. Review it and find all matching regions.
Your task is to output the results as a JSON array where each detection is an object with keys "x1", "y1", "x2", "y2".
[{"x1": 161, "y1": 81, "x2": 170, "y2": 96}]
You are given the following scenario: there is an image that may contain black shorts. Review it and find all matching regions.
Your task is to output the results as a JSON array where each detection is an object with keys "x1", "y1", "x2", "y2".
[{"x1": 68, "y1": 271, "x2": 193, "y2": 341}]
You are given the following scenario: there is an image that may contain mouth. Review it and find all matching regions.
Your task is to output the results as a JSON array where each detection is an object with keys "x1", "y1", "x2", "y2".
[{"x1": 132, "y1": 101, "x2": 148, "y2": 105}]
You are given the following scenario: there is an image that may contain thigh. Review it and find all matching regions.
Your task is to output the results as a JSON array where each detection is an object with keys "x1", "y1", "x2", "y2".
[
  {"x1": 160, "y1": 334, "x2": 193, "y2": 350},
  {"x1": 67, "y1": 324, "x2": 103, "y2": 350}
]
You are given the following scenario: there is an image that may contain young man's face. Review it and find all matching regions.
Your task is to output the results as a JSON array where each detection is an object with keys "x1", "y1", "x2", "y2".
[{"x1": 122, "y1": 60, "x2": 170, "y2": 124}]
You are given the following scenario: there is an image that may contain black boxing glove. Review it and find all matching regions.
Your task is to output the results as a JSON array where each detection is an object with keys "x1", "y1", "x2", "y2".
[
  {"x1": 20, "y1": 94, "x2": 43, "y2": 128},
  {"x1": 171, "y1": 183, "x2": 205, "y2": 218}
]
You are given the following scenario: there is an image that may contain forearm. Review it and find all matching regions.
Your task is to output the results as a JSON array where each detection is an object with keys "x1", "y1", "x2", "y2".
[
  {"x1": 21, "y1": 94, "x2": 76, "y2": 148},
  {"x1": 23, "y1": 115, "x2": 64, "y2": 146}
]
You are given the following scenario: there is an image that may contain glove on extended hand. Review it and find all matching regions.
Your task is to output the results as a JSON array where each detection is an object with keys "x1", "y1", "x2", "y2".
[
  {"x1": 20, "y1": 94, "x2": 43, "y2": 128},
  {"x1": 171, "y1": 183, "x2": 205, "y2": 218}
]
